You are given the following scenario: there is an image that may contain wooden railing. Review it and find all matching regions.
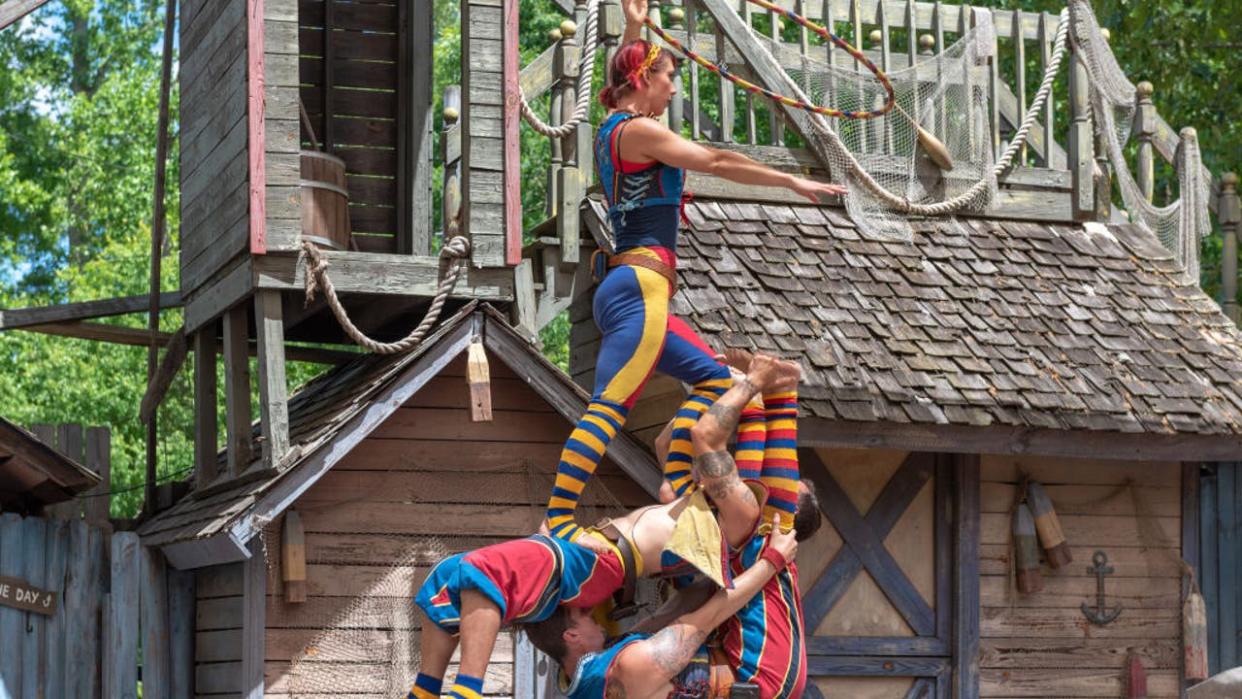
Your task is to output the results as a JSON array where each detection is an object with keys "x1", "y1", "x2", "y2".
[{"x1": 513, "y1": 0, "x2": 1241, "y2": 320}]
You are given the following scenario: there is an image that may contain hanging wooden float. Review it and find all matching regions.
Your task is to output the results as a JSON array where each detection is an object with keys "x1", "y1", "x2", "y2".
[
  {"x1": 301, "y1": 150, "x2": 352, "y2": 250},
  {"x1": 1013, "y1": 502, "x2": 1043, "y2": 593},
  {"x1": 1027, "y1": 481, "x2": 1072, "y2": 569},
  {"x1": 1185, "y1": 590, "x2": 1210, "y2": 681}
]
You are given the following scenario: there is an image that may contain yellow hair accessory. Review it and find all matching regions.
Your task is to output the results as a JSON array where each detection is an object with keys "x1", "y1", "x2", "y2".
[{"x1": 628, "y1": 44, "x2": 662, "y2": 86}]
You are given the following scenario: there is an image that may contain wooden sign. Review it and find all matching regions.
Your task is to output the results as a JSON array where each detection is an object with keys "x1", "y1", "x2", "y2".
[{"x1": 0, "y1": 575, "x2": 57, "y2": 616}]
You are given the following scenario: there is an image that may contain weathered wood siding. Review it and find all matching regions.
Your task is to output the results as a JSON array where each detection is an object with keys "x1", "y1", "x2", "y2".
[
  {"x1": 298, "y1": 0, "x2": 401, "y2": 251},
  {"x1": 265, "y1": 0, "x2": 302, "y2": 252},
  {"x1": 195, "y1": 563, "x2": 245, "y2": 698},
  {"x1": 979, "y1": 455, "x2": 1184, "y2": 698},
  {"x1": 180, "y1": 0, "x2": 250, "y2": 296},
  {"x1": 260, "y1": 353, "x2": 651, "y2": 696},
  {"x1": 461, "y1": 0, "x2": 508, "y2": 267}
]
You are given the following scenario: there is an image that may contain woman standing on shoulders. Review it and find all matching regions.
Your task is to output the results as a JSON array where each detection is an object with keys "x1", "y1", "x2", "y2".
[{"x1": 544, "y1": 0, "x2": 844, "y2": 544}]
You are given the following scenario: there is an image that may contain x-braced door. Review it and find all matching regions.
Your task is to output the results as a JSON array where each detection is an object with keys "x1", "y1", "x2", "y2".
[{"x1": 796, "y1": 449, "x2": 978, "y2": 699}]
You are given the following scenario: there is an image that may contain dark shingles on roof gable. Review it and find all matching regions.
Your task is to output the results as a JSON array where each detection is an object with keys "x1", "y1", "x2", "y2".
[{"x1": 587, "y1": 198, "x2": 1242, "y2": 436}]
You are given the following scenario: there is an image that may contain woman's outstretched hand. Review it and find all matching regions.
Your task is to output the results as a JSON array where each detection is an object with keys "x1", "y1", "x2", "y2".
[
  {"x1": 789, "y1": 177, "x2": 847, "y2": 204},
  {"x1": 623, "y1": 0, "x2": 648, "y2": 25}
]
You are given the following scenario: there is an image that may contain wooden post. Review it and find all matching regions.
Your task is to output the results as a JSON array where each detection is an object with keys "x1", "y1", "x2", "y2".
[
  {"x1": 194, "y1": 325, "x2": 219, "y2": 488},
  {"x1": 108, "y1": 532, "x2": 140, "y2": 699},
  {"x1": 668, "y1": 4, "x2": 685, "y2": 134},
  {"x1": 144, "y1": 0, "x2": 177, "y2": 519},
  {"x1": 547, "y1": 26, "x2": 565, "y2": 221},
  {"x1": 557, "y1": 19, "x2": 582, "y2": 266},
  {"x1": 167, "y1": 569, "x2": 195, "y2": 697},
  {"x1": 399, "y1": 0, "x2": 434, "y2": 255},
  {"x1": 1134, "y1": 81, "x2": 1156, "y2": 203},
  {"x1": 601, "y1": 0, "x2": 622, "y2": 80},
  {"x1": 223, "y1": 306, "x2": 253, "y2": 476},
  {"x1": 1067, "y1": 6, "x2": 1095, "y2": 220},
  {"x1": 140, "y1": 545, "x2": 170, "y2": 699},
  {"x1": 83, "y1": 427, "x2": 111, "y2": 527},
  {"x1": 442, "y1": 86, "x2": 462, "y2": 241},
  {"x1": 254, "y1": 290, "x2": 289, "y2": 467},
  {"x1": 1221, "y1": 173, "x2": 1240, "y2": 324},
  {"x1": 240, "y1": 537, "x2": 266, "y2": 699}
]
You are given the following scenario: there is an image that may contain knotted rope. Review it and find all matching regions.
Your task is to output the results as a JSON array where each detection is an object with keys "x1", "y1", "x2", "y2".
[{"x1": 300, "y1": 236, "x2": 471, "y2": 354}]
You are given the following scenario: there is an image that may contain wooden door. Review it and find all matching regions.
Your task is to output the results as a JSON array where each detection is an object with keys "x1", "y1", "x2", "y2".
[{"x1": 798, "y1": 449, "x2": 978, "y2": 699}]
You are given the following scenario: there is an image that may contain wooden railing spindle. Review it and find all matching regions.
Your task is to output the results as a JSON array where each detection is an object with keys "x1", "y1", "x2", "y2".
[
  {"x1": 547, "y1": 26, "x2": 565, "y2": 220},
  {"x1": 1012, "y1": 10, "x2": 1026, "y2": 165},
  {"x1": 1134, "y1": 81, "x2": 1156, "y2": 204},
  {"x1": 1221, "y1": 173, "x2": 1240, "y2": 323},
  {"x1": 669, "y1": 4, "x2": 686, "y2": 133},
  {"x1": 1038, "y1": 11, "x2": 1056, "y2": 168}
]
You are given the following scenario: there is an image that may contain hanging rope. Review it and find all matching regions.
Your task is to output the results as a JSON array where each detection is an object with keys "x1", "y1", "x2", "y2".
[
  {"x1": 519, "y1": 0, "x2": 602, "y2": 138},
  {"x1": 645, "y1": 0, "x2": 896, "y2": 119},
  {"x1": 300, "y1": 236, "x2": 471, "y2": 354}
]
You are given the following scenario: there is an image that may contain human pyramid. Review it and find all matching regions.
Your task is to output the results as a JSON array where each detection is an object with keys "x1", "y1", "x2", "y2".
[{"x1": 409, "y1": 1, "x2": 841, "y2": 696}]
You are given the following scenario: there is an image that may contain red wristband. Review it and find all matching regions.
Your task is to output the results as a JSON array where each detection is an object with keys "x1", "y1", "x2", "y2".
[{"x1": 761, "y1": 546, "x2": 788, "y2": 571}]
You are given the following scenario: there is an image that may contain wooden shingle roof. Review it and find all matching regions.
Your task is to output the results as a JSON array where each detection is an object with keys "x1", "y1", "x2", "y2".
[
  {"x1": 587, "y1": 198, "x2": 1242, "y2": 440},
  {"x1": 138, "y1": 303, "x2": 658, "y2": 569}
]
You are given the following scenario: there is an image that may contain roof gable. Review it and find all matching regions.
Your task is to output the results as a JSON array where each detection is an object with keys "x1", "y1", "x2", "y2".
[{"x1": 139, "y1": 303, "x2": 658, "y2": 568}]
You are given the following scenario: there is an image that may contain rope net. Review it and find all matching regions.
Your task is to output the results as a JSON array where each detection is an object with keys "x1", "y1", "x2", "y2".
[
  {"x1": 258, "y1": 456, "x2": 652, "y2": 697},
  {"x1": 1067, "y1": 0, "x2": 1211, "y2": 283},
  {"x1": 763, "y1": 22, "x2": 998, "y2": 240}
]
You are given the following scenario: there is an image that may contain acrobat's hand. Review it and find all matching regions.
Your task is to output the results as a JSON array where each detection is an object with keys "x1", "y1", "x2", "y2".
[
  {"x1": 623, "y1": 0, "x2": 648, "y2": 26},
  {"x1": 765, "y1": 514, "x2": 798, "y2": 569},
  {"x1": 789, "y1": 177, "x2": 847, "y2": 203}
]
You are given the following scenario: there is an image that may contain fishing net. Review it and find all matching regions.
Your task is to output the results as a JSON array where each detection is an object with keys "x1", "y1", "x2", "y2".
[
  {"x1": 256, "y1": 455, "x2": 651, "y2": 697},
  {"x1": 1067, "y1": 0, "x2": 1211, "y2": 283},
  {"x1": 756, "y1": 20, "x2": 998, "y2": 241}
]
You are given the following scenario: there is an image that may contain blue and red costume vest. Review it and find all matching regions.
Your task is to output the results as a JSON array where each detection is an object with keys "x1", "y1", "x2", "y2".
[{"x1": 594, "y1": 111, "x2": 686, "y2": 253}]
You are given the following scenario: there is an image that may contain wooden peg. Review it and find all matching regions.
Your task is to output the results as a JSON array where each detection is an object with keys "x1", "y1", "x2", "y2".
[
  {"x1": 1184, "y1": 589, "x2": 1209, "y2": 681},
  {"x1": 467, "y1": 340, "x2": 493, "y2": 422},
  {"x1": 282, "y1": 510, "x2": 307, "y2": 603}
]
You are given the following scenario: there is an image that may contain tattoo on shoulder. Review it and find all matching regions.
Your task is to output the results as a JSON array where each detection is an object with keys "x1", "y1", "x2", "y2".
[
  {"x1": 647, "y1": 624, "x2": 708, "y2": 678},
  {"x1": 695, "y1": 450, "x2": 735, "y2": 479}
]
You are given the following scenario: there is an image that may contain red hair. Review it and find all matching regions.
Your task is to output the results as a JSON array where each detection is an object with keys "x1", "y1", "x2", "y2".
[{"x1": 599, "y1": 39, "x2": 678, "y2": 109}]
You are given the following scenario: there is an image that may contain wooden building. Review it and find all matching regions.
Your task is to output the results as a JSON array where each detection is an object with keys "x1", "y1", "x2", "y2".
[
  {"x1": 0, "y1": 417, "x2": 100, "y2": 515},
  {"x1": 4, "y1": 0, "x2": 1242, "y2": 696},
  {"x1": 137, "y1": 304, "x2": 660, "y2": 697}
]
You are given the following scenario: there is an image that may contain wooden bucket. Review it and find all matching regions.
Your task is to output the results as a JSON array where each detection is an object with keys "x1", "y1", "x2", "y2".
[{"x1": 300, "y1": 150, "x2": 351, "y2": 250}]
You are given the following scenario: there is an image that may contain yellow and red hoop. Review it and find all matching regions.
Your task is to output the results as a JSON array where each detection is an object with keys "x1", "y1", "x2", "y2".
[{"x1": 642, "y1": 0, "x2": 896, "y2": 120}]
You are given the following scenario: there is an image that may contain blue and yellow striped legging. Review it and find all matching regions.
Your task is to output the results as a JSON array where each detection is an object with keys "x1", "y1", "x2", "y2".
[{"x1": 546, "y1": 249, "x2": 732, "y2": 542}]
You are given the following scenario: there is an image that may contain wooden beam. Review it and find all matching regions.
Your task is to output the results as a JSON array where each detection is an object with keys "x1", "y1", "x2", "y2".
[
  {"x1": 801, "y1": 418, "x2": 1242, "y2": 463},
  {"x1": 246, "y1": 0, "x2": 266, "y2": 253},
  {"x1": 953, "y1": 453, "x2": 981, "y2": 699},
  {"x1": 251, "y1": 251, "x2": 514, "y2": 300},
  {"x1": 223, "y1": 307, "x2": 253, "y2": 477},
  {"x1": 398, "y1": 0, "x2": 434, "y2": 255},
  {"x1": 0, "y1": 0, "x2": 52, "y2": 31},
  {"x1": 504, "y1": 0, "x2": 522, "y2": 266},
  {"x1": 18, "y1": 319, "x2": 357, "y2": 364},
  {"x1": 193, "y1": 327, "x2": 219, "y2": 490},
  {"x1": 240, "y1": 537, "x2": 266, "y2": 699},
  {"x1": 254, "y1": 290, "x2": 289, "y2": 467},
  {"x1": 0, "y1": 291, "x2": 183, "y2": 330},
  {"x1": 140, "y1": 326, "x2": 189, "y2": 425}
]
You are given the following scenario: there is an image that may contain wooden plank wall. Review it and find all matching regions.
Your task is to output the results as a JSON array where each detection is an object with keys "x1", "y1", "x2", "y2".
[
  {"x1": 265, "y1": 0, "x2": 302, "y2": 252},
  {"x1": 257, "y1": 353, "x2": 652, "y2": 697},
  {"x1": 299, "y1": 0, "x2": 402, "y2": 252},
  {"x1": 195, "y1": 563, "x2": 246, "y2": 697},
  {"x1": 180, "y1": 0, "x2": 251, "y2": 296},
  {"x1": 461, "y1": 0, "x2": 508, "y2": 267},
  {"x1": 978, "y1": 455, "x2": 1184, "y2": 698}
]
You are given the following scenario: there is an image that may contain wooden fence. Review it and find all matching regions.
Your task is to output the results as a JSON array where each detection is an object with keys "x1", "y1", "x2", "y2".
[{"x1": 0, "y1": 513, "x2": 194, "y2": 698}]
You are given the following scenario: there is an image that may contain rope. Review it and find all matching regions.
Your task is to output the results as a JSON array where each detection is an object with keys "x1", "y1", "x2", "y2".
[
  {"x1": 518, "y1": 0, "x2": 602, "y2": 138},
  {"x1": 644, "y1": 0, "x2": 895, "y2": 119},
  {"x1": 804, "y1": 8, "x2": 1071, "y2": 216},
  {"x1": 300, "y1": 236, "x2": 471, "y2": 355}
]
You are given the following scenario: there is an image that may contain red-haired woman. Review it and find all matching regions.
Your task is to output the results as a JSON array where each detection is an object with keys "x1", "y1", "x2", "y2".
[{"x1": 544, "y1": 0, "x2": 843, "y2": 545}]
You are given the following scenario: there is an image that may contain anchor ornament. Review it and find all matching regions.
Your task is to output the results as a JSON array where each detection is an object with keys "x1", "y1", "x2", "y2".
[{"x1": 1081, "y1": 550, "x2": 1123, "y2": 625}]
